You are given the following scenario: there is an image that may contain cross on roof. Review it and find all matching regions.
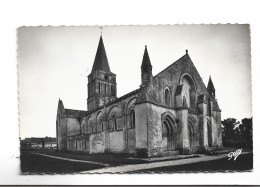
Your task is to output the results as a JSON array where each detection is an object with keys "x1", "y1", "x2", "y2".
[{"x1": 99, "y1": 26, "x2": 103, "y2": 35}]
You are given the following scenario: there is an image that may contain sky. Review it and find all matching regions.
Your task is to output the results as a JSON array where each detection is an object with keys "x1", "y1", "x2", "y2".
[{"x1": 18, "y1": 25, "x2": 252, "y2": 139}]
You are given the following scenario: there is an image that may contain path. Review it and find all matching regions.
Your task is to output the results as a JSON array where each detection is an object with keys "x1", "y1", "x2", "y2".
[
  {"x1": 33, "y1": 152, "x2": 109, "y2": 167},
  {"x1": 81, "y1": 151, "x2": 251, "y2": 173}
]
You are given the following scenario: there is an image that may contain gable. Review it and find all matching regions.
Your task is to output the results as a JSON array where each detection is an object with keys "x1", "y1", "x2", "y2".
[{"x1": 138, "y1": 54, "x2": 209, "y2": 107}]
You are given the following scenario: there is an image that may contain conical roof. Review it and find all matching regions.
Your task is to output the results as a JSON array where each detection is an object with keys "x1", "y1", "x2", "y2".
[
  {"x1": 207, "y1": 76, "x2": 215, "y2": 91},
  {"x1": 141, "y1": 45, "x2": 152, "y2": 68},
  {"x1": 91, "y1": 36, "x2": 111, "y2": 73}
]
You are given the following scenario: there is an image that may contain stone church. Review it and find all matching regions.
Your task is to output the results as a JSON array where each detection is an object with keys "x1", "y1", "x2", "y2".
[{"x1": 56, "y1": 35, "x2": 222, "y2": 157}]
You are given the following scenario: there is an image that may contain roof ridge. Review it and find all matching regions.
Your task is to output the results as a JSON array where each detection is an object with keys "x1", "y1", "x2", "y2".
[
  {"x1": 85, "y1": 88, "x2": 140, "y2": 114},
  {"x1": 154, "y1": 53, "x2": 189, "y2": 79}
]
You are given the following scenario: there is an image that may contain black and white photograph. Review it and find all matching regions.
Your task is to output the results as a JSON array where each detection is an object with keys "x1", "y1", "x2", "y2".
[{"x1": 18, "y1": 25, "x2": 253, "y2": 174}]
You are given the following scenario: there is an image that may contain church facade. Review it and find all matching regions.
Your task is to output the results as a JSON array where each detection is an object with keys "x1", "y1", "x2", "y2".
[{"x1": 56, "y1": 36, "x2": 222, "y2": 157}]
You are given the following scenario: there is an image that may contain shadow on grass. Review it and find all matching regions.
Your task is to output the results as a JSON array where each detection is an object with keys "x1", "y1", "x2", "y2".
[
  {"x1": 130, "y1": 153, "x2": 253, "y2": 173},
  {"x1": 20, "y1": 151, "x2": 105, "y2": 174},
  {"x1": 36, "y1": 150, "x2": 150, "y2": 166}
]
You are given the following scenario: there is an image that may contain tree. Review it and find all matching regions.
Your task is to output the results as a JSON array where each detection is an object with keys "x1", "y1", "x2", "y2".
[
  {"x1": 239, "y1": 118, "x2": 253, "y2": 148},
  {"x1": 222, "y1": 118, "x2": 240, "y2": 139},
  {"x1": 222, "y1": 117, "x2": 253, "y2": 148}
]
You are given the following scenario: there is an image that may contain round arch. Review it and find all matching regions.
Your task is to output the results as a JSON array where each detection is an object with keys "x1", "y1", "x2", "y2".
[
  {"x1": 164, "y1": 87, "x2": 171, "y2": 106},
  {"x1": 128, "y1": 108, "x2": 135, "y2": 128},
  {"x1": 161, "y1": 114, "x2": 177, "y2": 150},
  {"x1": 125, "y1": 97, "x2": 137, "y2": 114},
  {"x1": 188, "y1": 115, "x2": 198, "y2": 150},
  {"x1": 110, "y1": 113, "x2": 117, "y2": 130},
  {"x1": 161, "y1": 111, "x2": 176, "y2": 124},
  {"x1": 96, "y1": 110, "x2": 104, "y2": 121},
  {"x1": 179, "y1": 73, "x2": 196, "y2": 91},
  {"x1": 108, "y1": 104, "x2": 121, "y2": 119},
  {"x1": 87, "y1": 115, "x2": 94, "y2": 124}
]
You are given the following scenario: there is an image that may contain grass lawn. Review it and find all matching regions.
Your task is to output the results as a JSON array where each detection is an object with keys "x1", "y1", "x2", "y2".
[
  {"x1": 36, "y1": 150, "x2": 150, "y2": 166},
  {"x1": 131, "y1": 153, "x2": 253, "y2": 173},
  {"x1": 20, "y1": 151, "x2": 105, "y2": 174},
  {"x1": 21, "y1": 149, "x2": 253, "y2": 174}
]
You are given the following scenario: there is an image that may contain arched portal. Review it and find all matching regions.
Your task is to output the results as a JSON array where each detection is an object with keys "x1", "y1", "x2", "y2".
[
  {"x1": 188, "y1": 116, "x2": 197, "y2": 151},
  {"x1": 207, "y1": 121, "x2": 212, "y2": 147},
  {"x1": 162, "y1": 115, "x2": 177, "y2": 150},
  {"x1": 188, "y1": 123, "x2": 195, "y2": 149}
]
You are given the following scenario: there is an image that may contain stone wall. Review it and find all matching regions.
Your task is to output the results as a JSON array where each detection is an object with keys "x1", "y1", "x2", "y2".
[
  {"x1": 56, "y1": 100, "x2": 67, "y2": 151},
  {"x1": 57, "y1": 116, "x2": 67, "y2": 150},
  {"x1": 90, "y1": 131, "x2": 105, "y2": 153},
  {"x1": 212, "y1": 111, "x2": 222, "y2": 148},
  {"x1": 65, "y1": 92, "x2": 138, "y2": 154},
  {"x1": 127, "y1": 128, "x2": 136, "y2": 154},
  {"x1": 146, "y1": 103, "x2": 177, "y2": 157},
  {"x1": 135, "y1": 103, "x2": 148, "y2": 157},
  {"x1": 67, "y1": 118, "x2": 80, "y2": 136},
  {"x1": 107, "y1": 130, "x2": 124, "y2": 153}
]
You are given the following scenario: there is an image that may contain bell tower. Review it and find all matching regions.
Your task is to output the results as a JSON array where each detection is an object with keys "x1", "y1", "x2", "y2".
[
  {"x1": 207, "y1": 76, "x2": 215, "y2": 99},
  {"x1": 141, "y1": 45, "x2": 153, "y2": 87},
  {"x1": 87, "y1": 35, "x2": 117, "y2": 111}
]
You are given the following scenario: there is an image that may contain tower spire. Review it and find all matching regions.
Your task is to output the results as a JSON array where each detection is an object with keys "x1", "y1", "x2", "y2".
[
  {"x1": 141, "y1": 45, "x2": 153, "y2": 86},
  {"x1": 207, "y1": 76, "x2": 216, "y2": 98},
  {"x1": 91, "y1": 35, "x2": 111, "y2": 73},
  {"x1": 141, "y1": 45, "x2": 152, "y2": 70},
  {"x1": 87, "y1": 35, "x2": 117, "y2": 111}
]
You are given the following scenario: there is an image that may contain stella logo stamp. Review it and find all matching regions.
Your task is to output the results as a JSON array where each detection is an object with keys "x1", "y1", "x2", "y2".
[{"x1": 228, "y1": 148, "x2": 242, "y2": 161}]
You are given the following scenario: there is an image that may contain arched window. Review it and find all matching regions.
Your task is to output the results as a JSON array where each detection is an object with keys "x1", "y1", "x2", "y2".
[
  {"x1": 180, "y1": 74, "x2": 196, "y2": 108},
  {"x1": 99, "y1": 118, "x2": 103, "y2": 131},
  {"x1": 182, "y1": 77, "x2": 191, "y2": 107},
  {"x1": 111, "y1": 85, "x2": 116, "y2": 96},
  {"x1": 130, "y1": 110, "x2": 135, "y2": 128},
  {"x1": 112, "y1": 115, "x2": 117, "y2": 130},
  {"x1": 82, "y1": 125, "x2": 84, "y2": 134},
  {"x1": 89, "y1": 121, "x2": 93, "y2": 133},
  {"x1": 164, "y1": 89, "x2": 170, "y2": 106}
]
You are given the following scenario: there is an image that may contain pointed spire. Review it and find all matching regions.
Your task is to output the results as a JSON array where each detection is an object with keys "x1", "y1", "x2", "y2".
[
  {"x1": 207, "y1": 76, "x2": 215, "y2": 91},
  {"x1": 91, "y1": 36, "x2": 111, "y2": 73},
  {"x1": 141, "y1": 45, "x2": 152, "y2": 69},
  {"x1": 141, "y1": 45, "x2": 153, "y2": 86}
]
